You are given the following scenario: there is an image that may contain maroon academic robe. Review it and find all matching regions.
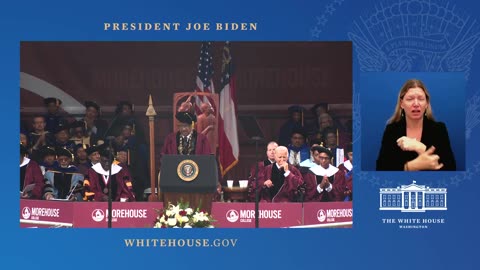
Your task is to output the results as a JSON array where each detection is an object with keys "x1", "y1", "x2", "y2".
[
  {"x1": 86, "y1": 163, "x2": 136, "y2": 202},
  {"x1": 303, "y1": 166, "x2": 346, "y2": 202},
  {"x1": 20, "y1": 158, "x2": 45, "y2": 200},
  {"x1": 248, "y1": 160, "x2": 273, "y2": 201},
  {"x1": 257, "y1": 163, "x2": 303, "y2": 202},
  {"x1": 338, "y1": 161, "x2": 353, "y2": 201},
  {"x1": 160, "y1": 131, "x2": 211, "y2": 157}
]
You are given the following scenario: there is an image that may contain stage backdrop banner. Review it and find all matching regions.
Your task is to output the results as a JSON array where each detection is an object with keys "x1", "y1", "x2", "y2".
[
  {"x1": 20, "y1": 199, "x2": 74, "y2": 228},
  {"x1": 211, "y1": 202, "x2": 302, "y2": 228},
  {"x1": 303, "y1": 202, "x2": 353, "y2": 226},
  {"x1": 72, "y1": 202, "x2": 163, "y2": 228}
]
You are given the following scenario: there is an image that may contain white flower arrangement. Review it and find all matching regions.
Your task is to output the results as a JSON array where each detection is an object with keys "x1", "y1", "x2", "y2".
[{"x1": 153, "y1": 201, "x2": 215, "y2": 228}]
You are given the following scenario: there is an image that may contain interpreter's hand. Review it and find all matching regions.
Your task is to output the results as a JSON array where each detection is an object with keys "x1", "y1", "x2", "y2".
[
  {"x1": 21, "y1": 192, "x2": 29, "y2": 199},
  {"x1": 264, "y1": 179, "x2": 273, "y2": 188},
  {"x1": 408, "y1": 146, "x2": 444, "y2": 171},
  {"x1": 396, "y1": 136, "x2": 426, "y2": 154}
]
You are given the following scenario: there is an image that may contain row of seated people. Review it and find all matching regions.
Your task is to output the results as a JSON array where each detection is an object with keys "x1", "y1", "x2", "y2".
[
  {"x1": 246, "y1": 142, "x2": 353, "y2": 203},
  {"x1": 22, "y1": 103, "x2": 146, "y2": 167},
  {"x1": 22, "y1": 98, "x2": 146, "y2": 148},
  {"x1": 20, "y1": 110, "x2": 213, "y2": 203},
  {"x1": 278, "y1": 104, "x2": 352, "y2": 152},
  {"x1": 20, "y1": 143, "x2": 136, "y2": 202}
]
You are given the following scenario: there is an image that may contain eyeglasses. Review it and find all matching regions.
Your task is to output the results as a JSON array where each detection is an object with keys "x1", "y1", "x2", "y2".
[{"x1": 318, "y1": 156, "x2": 330, "y2": 160}]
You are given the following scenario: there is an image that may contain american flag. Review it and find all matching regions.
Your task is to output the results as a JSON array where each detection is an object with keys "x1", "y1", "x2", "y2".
[
  {"x1": 218, "y1": 41, "x2": 239, "y2": 176},
  {"x1": 195, "y1": 42, "x2": 215, "y2": 113}
]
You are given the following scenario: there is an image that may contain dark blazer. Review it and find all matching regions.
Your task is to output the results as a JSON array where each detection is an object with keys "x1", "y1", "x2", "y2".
[{"x1": 376, "y1": 117, "x2": 456, "y2": 171}]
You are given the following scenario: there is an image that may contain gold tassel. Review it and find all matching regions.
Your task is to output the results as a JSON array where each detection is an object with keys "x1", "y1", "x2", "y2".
[{"x1": 336, "y1": 128, "x2": 339, "y2": 146}]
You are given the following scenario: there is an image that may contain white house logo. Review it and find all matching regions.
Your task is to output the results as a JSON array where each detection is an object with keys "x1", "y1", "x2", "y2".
[
  {"x1": 379, "y1": 180, "x2": 447, "y2": 212},
  {"x1": 226, "y1": 210, "x2": 239, "y2": 223},
  {"x1": 91, "y1": 209, "x2": 105, "y2": 222},
  {"x1": 317, "y1": 210, "x2": 326, "y2": 222},
  {"x1": 22, "y1": 207, "x2": 31, "y2": 219}
]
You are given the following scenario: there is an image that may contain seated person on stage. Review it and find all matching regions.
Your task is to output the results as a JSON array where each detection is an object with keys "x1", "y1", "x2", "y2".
[
  {"x1": 82, "y1": 101, "x2": 108, "y2": 145},
  {"x1": 247, "y1": 141, "x2": 278, "y2": 200},
  {"x1": 20, "y1": 129, "x2": 28, "y2": 148},
  {"x1": 109, "y1": 121, "x2": 149, "y2": 201},
  {"x1": 44, "y1": 147, "x2": 84, "y2": 201},
  {"x1": 323, "y1": 127, "x2": 344, "y2": 167},
  {"x1": 113, "y1": 100, "x2": 147, "y2": 145},
  {"x1": 53, "y1": 123, "x2": 76, "y2": 153},
  {"x1": 304, "y1": 146, "x2": 346, "y2": 202},
  {"x1": 305, "y1": 103, "x2": 328, "y2": 141},
  {"x1": 337, "y1": 143, "x2": 353, "y2": 201},
  {"x1": 74, "y1": 144, "x2": 91, "y2": 176},
  {"x1": 278, "y1": 105, "x2": 305, "y2": 147},
  {"x1": 84, "y1": 147, "x2": 135, "y2": 202},
  {"x1": 43, "y1": 97, "x2": 69, "y2": 134},
  {"x1": 160, "y1": 111, "x2": 211, "y2": 156},
  {"x1": 298, "y1": 142, "x2": 321, "y2": 172},
  {"x1": 28, "y1": 115, "x2": 55, "y2": 160},
  {"x1": 87, "y1": 144, "x2": 101, "y2": 166},
  {"x1": 257, "y1": 146, "x2": 303, "y2": 202},
  {"x1": 287, "y1": 128, "x2": 310, "y2": 167},
  {"x1": 38, "y1": 145, "x2": 57, "y2": 175},
  {"x1": 20, "y1": 144, "x2": 44, "y2": 200},
  {"x1": 70, "y1": 120, "x2": 91, "y2": 146}
]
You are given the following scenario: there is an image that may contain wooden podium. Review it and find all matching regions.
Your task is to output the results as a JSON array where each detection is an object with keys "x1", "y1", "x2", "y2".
[{"x1": 160, "y1": 155, "x2": 218, "y2": 213}]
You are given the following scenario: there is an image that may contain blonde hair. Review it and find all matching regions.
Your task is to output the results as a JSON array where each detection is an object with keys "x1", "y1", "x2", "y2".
[{"x1": 387, "y1": 79, "x2": 435, "y2": 124}]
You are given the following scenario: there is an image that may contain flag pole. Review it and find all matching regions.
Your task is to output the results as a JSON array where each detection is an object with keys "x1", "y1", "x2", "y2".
[{"x1": 146, "y1": 94, "x2": 158, "y2": 202}]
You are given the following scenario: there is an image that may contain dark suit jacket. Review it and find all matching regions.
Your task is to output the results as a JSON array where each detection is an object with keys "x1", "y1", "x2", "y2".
[{"x1": 376, "y1": 117, "x2": 456, "y2": 171}]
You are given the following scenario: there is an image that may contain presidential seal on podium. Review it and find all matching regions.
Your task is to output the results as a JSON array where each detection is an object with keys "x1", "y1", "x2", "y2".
[{"x1": 177, "y1": 159, "x2": 199, "y2": 182}]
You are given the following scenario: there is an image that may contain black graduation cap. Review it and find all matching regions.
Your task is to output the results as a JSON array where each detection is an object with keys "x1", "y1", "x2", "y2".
[
  {"x1": 114, "y1": 144, "x2": 129, "y2": 154},
  {"x1": 54, "y1": 123, "x2": 70, "y2": 134},
  {"x1": 44, "y1": 97, "x2": 62, "y2": 106},
  {"x1": 291, "y1": 127, "x2": 307, "y2": 139},
  {"x1": 115, "y1": 119, "x2": 133, "y2": 132},
  {"x1": 71, "y1": 120, "x2": 86, "y2": 130},
  {"x1": 74, "y1": 143, "x2": 88, "y2": 153},
  {"x1": 311, "y1": 145, "x2": 333, "y2": 158},
  {"x1": 311, "y1": 103, "x2": 328, "y2": 115},
  {"x1": 287, "y1": 105, "x2": 305, "y2": 114},
  {"x1": 86, "y1": 145, "x2": 99, "y2": 156},
  {"x1": 84, "y1": 101, "x2": 100, "y2": 111},
  {"x1": 56, "y1": 147, "x2": 74, "y2": 159},
  {"x1": 39, "y1": 146, "x2": 56, "y2": 158},
  {"x1": 105, "y1": 121, "x2": 126, "y2": 138},
  {"x1": 175, "y1": 111, "x2": 197, "y2": 124},
  {"x1": 115, "y1": 101, "x2": 133, "y2": 114},
  {"x1": 98, "y1": 146, "x2": 113, "y2": 158},
  {"x1": 20, "y1": 144, "x2": 28, "y2": 155}
]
